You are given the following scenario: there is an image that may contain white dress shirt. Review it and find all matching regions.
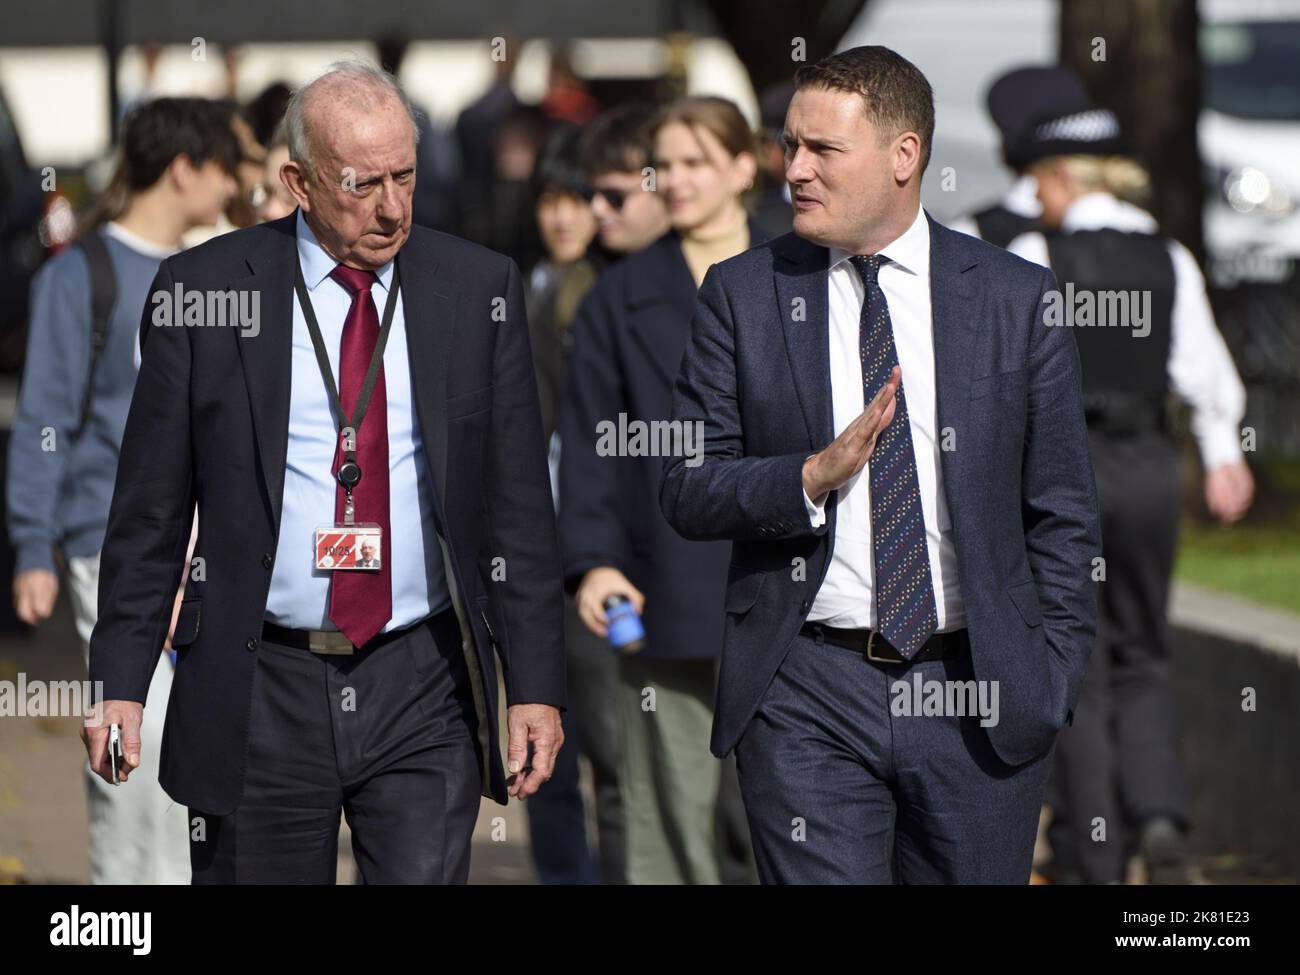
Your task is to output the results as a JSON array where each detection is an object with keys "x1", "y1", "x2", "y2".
[
  {"x1": 803, "y1": 204, "x2": 965, "y2": 632},
  {"x1": 264, "y1": 210, "x2": 449, "y2": 630},
  {"x1": 1008, "y1": 191, "x2": 1247, "y2": 469}
]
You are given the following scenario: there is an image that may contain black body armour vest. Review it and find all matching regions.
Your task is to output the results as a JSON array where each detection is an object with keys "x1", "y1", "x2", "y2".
[
  {"x1": 1044, "y1": 228, "x2": 1175, "y2": 424},
  {"x1": 973, "y1": 204, "x2": 1040, "y2": 249}
]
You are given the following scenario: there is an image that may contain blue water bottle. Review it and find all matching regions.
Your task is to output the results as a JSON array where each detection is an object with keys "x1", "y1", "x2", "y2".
[{"x1": 604, "y1": 594, "x2": 645, "y2": 654}]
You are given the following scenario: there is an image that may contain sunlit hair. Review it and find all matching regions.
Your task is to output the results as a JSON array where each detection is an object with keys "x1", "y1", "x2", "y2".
[
  {"x1": 1053, "y1": 154, "x2": 1151, "y2": 205},
  {"x1": 650, "y1": 95, "x2": 757, "y2": 167},
  {"x1": 794, "y1": 45, "x2": 935, "y2": 173},
  {"x1": 284, "y1": 60, "x2": 421, "y2": 174}
]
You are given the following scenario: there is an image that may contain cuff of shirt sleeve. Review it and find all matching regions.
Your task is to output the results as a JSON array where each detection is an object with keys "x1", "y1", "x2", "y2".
[
  {"x1": 802, "y1": 455, "x2": 827, "y2": 528},
  {"x1": 1197, "y1": 422, "x2": 1245, "y2": 472}
]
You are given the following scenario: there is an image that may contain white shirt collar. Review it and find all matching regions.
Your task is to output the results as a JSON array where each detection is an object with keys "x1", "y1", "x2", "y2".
[
  {"x1": 104, "y1": 221, "x2": 180, "y2": 260},
  {"x1": 1061, "y1": 191, "x2": 1158, "y2": 234},
  {"x1": 295, "y1": 208, "x2": 394, "y2": 293},
  {"x1": 828, "y1": 203, "x2": 930, "y2": 277}
]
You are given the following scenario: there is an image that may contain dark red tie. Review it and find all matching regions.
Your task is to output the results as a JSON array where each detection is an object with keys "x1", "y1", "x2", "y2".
[{"x1": 327, "y1": 264, "x2": 392, "y2": 647}]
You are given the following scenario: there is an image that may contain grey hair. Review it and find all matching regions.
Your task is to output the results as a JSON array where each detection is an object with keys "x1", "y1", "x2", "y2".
[{"x1": 284, "y1": 59, "x2": 421, "y2": 172}]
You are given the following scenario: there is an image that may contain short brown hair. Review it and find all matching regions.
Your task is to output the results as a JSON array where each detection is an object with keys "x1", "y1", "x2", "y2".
[
  {"x1": 649, "y1": 96, "x2": 757, "y2": 162},
  {"x1": 794, "y1": 45, "x2": 935, "y2": 173},
  {"x1": 579, "y1": 102, "x2": 658, "y2": 177}
]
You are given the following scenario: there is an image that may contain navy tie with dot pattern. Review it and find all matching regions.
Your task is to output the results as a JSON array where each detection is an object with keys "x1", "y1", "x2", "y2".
[{"x1": 849, "y1": 254, "x2": 938, "y2": 658}]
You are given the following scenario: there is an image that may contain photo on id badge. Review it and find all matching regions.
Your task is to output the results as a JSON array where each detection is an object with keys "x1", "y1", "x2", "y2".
[{"x1": 315, "y1": 524, "x2": 383, "y2": 570}]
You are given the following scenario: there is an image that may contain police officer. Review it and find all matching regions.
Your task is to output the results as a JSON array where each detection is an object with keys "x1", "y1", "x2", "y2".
[
  {"x1": 1006, "y1": 98, "x2": 1255, "y2": 883},
  {"x1": 951, "y1": 65, "x2": 1094, "y2": 247}
]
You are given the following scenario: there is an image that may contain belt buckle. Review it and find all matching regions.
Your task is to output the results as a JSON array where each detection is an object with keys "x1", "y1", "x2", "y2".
[
  {"x1": 308, "y1": 631, "x2": 356, "y2": 655},
  {"x1": 864, "y1": 630, "x2": 895, "y2": 663}
]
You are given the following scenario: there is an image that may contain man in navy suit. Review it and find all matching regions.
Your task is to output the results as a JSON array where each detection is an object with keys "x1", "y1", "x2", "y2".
[
  {"x1": 661, "y1": 46, "x2": 1101, "y2": 883},
  {"x1": 81, "y1": 61, "x2": 565, "y2": 883}
]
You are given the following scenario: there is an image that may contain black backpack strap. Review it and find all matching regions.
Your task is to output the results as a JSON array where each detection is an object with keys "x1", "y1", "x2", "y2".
[{"x1": 71, "y1": 231, "x2": 117, "y2": 440}]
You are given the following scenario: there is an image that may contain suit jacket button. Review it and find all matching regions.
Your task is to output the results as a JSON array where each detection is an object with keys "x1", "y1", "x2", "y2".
[
  {"x1": 799, "y1": 600, "x2": 810, "y2": 614},
  {"x1": 246, "y1": 637, "x2": 258, "y2": 652},
  {"x1": 262, "y1": 553, "x2": 273, "y2": 569}
]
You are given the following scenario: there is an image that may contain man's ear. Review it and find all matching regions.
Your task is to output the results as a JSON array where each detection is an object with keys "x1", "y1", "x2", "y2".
[
  {"x1": 281, "y1": 159, "x2": 311, "y2": 212},
  {"x1": 166, "y1": 153, "x2": 197, "y2": 192},
  {"x1": 893, "y1": 132, "x2": 922, "y2": 184}
]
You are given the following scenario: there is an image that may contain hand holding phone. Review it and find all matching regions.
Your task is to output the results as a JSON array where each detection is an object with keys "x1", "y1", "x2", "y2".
[
  {"x1": 80, "y1": 700, "x2": 144, "y2": 785},
  {"x1": 109, "y1": 723, "x2": 123, "y2": 785}
]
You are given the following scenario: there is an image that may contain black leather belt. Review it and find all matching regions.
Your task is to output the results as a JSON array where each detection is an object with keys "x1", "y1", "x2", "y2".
[
  {"x1": 800, "y1": 621, "x2": 969, "y2": 663},
  {"x1": 1082, "y1": 393, "x2": 1168, "y2": 438},
  {"x1": 262, "y1": 607, "x2": 454, "y2": 655}
]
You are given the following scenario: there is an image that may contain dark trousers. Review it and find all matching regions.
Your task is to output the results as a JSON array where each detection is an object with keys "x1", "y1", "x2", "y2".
[
  {"x1": 525, "y1": 706, "x2": 599, "y2": 884},
  {"x1": 735, "y1": 631, "x2": 1053, "y2": 884},
  {"x1": 189, "y1": 607, "x2": 482, "y2": 884},
  {"x1": 525, "y1": 597, "x2": 624, "y2": 884},
  {"x1": 1047, "y1": 431, "x2": 1188, "y2": 883}
]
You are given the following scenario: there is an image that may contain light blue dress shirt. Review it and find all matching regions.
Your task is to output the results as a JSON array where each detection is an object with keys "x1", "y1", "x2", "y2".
[{"x1": 263, "y1": 210, "x2": 450, "y2": 630}]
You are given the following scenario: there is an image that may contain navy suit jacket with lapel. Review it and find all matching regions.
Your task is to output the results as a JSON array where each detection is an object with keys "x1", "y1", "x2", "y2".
[
  {"x1": 660, "y1": 213, "x2": 1100, "y2": 767},
  {"x1": 559, "y1": 222, "x2": 767, "y2": 660},
  {"x1": 89, "y1": 212, "x2": 565, "y2": 814}
]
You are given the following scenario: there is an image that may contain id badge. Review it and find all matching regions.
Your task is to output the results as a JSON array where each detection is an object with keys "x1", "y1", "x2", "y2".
[{"x1": 315, "y1": 523, "x2": 383, "y2": 570}]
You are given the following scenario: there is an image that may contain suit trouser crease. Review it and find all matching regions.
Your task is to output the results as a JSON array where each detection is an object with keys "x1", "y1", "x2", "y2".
[
  {"x1": 188, "y1": 609, "x2": 481, "y2": 884},
  {"x1": 735, "y1": 632, "x2": 1052, "y2": 884}
]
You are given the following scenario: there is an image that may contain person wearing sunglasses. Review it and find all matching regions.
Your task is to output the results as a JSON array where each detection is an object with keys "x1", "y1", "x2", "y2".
[
  {"x1": 560, "y1": 96, "x2": 766, "y2": 884},
  {"x1": 577, "y1": 104, "x2": 670, "y2": 257}
]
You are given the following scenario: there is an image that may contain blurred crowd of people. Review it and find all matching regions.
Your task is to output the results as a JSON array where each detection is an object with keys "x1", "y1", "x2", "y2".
[{"x1": 7, "y1": 40, "x2": 1254, "y2": 884}]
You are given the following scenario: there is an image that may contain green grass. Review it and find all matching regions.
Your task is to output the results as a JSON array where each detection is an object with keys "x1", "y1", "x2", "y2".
[
  {"x1": 1175, "y1": 522, "x2": 1300, "y2": 614},
  {"x1": 1172, "y1": 456, "x2": 1300, "y2": 615}
]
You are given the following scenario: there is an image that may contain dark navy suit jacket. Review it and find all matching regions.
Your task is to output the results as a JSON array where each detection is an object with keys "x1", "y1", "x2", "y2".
[
  {"x1": 89, "y1": 213, "x2": 566, "y2": 814},
  {"x1": 559, "y1": 223, "x2": 766, "y2": 659},
  {"x1": 660, "y1": 214, "x2": 1101, "y2": 767}
]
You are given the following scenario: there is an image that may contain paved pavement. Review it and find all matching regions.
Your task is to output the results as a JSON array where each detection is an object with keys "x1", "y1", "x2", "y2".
[
  {"x1": 3, "y1": 578, "x2": 1294, "y2": 884},
  {"x1": 0, "y1": 586, "x2": 540, "y2": 884}
]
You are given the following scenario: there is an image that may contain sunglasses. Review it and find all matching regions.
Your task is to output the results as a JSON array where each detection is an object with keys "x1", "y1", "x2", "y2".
[{"x1": 585, "y1": 186, "x2": 632, "y2": 211}]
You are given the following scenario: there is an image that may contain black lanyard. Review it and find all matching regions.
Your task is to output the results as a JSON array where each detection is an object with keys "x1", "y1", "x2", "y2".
[{"x1": 293, "y1": 258, "x2": 400, "y2": 498}]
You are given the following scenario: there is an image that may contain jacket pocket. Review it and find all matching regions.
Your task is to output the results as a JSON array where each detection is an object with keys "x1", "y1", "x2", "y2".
[
  {"x1": 447, "y1": 384, "x2": 494, "y2": 419},
  {"x1": 171, "y1": 597, "x2": 202, "y2": 647},
  {"x1": 1007, "y1": 580, "x2": 1042, "y2": 627},
  {"x1": 724, "y1": 571, "x2": 766, "y2": 615},
  {"x1": 970, "y1": 367, "x2": 1028, "y2": 400}
]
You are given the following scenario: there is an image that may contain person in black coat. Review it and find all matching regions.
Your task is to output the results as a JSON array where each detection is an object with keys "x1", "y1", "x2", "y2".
[
  {"x1": 558, "y1": 96, "x2": 765, "y2": 884},
  {"x1": 520, "y1": 124, "x2": 608, "y2": 885}
]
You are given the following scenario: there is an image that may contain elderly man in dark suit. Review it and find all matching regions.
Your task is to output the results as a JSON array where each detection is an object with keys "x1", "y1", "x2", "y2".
[
  {"x1": 82, "y1": 60, "x2": 565, "y2": 884},
  {"x1": 661, "y1": 46, "x2": 1101, "y2": 883}
]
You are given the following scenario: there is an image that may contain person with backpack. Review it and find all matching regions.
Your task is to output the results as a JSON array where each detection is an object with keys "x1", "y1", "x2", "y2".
[{"x1": 7, "y1": 97, "x2": 239, "y2": 884}]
